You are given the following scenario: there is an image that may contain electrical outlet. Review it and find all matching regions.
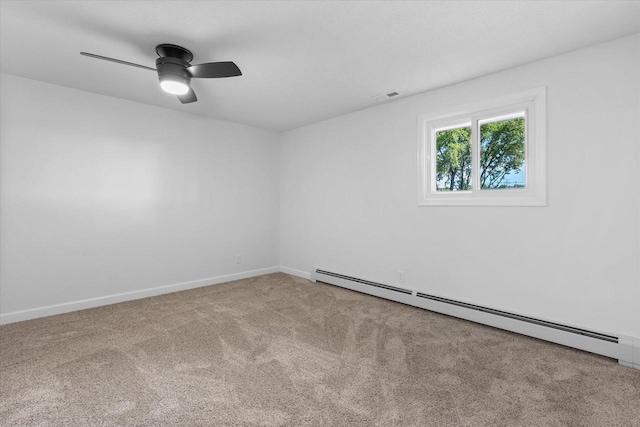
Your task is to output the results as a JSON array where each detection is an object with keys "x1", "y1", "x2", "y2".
[
  {"x1": 236, "y1": 254, "x2": 242, "y2": 264},
  {"x1": 398, "y1": 270, "x2": 405, "y2": 283}
]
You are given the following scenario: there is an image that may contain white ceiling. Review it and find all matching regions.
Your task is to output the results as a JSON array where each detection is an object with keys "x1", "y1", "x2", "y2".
[{"x1": 1, "y1": 1, "x2": 639, "y2": 132}]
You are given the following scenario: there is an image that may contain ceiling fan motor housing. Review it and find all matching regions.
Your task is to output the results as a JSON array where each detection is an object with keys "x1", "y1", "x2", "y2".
[{"x1": 156, "y1": 56, "x2": 191, "y2": 87}]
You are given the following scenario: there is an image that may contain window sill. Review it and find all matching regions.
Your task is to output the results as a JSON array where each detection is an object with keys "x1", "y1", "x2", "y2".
[{"x1": 418, "y1": 189, "x2": 546, "y2": 207}]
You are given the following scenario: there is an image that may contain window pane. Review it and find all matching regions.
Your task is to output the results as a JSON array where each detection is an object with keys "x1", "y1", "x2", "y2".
[
  {"x1": 479, "y1": 114, "x2": 525, "y2": 189},
  {"x1": 435, "y1": 125, "x2": 471, "y2": 191}
]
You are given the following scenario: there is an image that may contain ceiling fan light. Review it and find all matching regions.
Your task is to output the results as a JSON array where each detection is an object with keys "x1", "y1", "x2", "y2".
[{"x1": 160, "y1": 79, "x2": 189, "y2": 95}]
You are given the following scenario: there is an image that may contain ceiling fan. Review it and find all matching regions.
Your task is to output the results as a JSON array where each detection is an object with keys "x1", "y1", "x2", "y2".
[{"x1": 80, "y1": 44, "x2": 242, "y2": 104}]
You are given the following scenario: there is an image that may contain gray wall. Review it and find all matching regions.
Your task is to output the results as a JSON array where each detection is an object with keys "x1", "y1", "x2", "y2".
[
  {"x1": 279, "y1": 35, "x2": 640, "y2": 339},
  {"x1": 0, "y1": 74, "x2": 280, "y2": 319}
]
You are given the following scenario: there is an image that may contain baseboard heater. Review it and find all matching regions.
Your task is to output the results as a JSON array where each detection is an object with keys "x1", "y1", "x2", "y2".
[
  {"x1": 313, "y1": 269, "x2": 624, "y2": 362},
  {"x1": 315, "y1": 269, "x2": 413, "y2": 295}
]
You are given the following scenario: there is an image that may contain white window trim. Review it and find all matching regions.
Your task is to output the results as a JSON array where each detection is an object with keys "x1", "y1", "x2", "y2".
[{"x1": 417, "y1": 87, "x2": 546, "y2": 207}]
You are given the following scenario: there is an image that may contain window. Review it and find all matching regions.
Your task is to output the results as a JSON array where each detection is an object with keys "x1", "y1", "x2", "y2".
[{"x1": 418, "y1": 87, "x2": 546, "y2": 206}]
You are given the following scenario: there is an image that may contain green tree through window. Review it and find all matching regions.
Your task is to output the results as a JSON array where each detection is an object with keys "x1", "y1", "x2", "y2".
[
  {"x1": 435, "y1": 117, "x2": 525, "y2": 191},
  {"x1": 435, "y1": 126, "x2": 471, "y2": 191},
  {"x1": 480, "y1": 117, "x2": 525, "y2": 189}
]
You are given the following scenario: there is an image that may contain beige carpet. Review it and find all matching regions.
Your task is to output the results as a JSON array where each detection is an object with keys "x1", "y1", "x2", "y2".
[{"x1": 1, "y1": 273, "x2": 638, "y2": 426}]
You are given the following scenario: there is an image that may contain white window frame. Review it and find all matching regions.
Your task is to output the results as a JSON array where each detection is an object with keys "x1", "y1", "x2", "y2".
[{"x1": 418, "y1": 87, "x2": 546, "y2": 206}]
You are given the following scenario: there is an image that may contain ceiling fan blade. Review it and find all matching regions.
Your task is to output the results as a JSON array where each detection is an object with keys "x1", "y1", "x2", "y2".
[
  {"x1": 80, "y1": 52, "x2": 156, "y2": 72},
  {"x1": 177, "y1": 87, "x2": 197, "y2": 104},
  {"x1": 187, "y1": 61, "x2": 242, "y2": 78}
]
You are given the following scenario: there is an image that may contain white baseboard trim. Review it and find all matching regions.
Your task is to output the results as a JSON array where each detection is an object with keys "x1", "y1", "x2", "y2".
[
  {"x1": 279, "y1": 266, "x2": 311, "y2": 280},
  {"x1": 0, "y1": 266, "x2": 280, "y2": 325}
]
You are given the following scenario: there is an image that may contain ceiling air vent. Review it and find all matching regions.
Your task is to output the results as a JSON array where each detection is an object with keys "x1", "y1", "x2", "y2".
[{"x1": 372, "y1": 91, "x2": 401, "y2": 102}]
